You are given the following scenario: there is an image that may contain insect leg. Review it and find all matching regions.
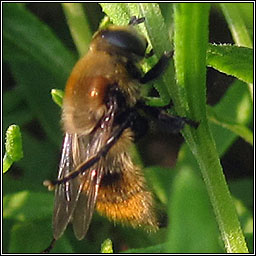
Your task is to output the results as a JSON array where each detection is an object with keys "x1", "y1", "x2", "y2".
[
  {"x1": 44, "y1": 111, "x2": 136, "y2": 189},
  {"x1": 145, "y1": 48, "x2": 154, "y2": 58},
  {"x1": 156, "y1": 112, "x2": 199, "y2": 133},
  {"x1": 136, "y1": 101, "x2": 199, "y2": 134},
  {"x1": 128, "y1": 16, "x2": 145, "y2": 26},
  {"x1": 41, "y1": 238, "x2": 56, "y2": 253},
  {"x1": 140, "y1": 51, "x2": 174, "y2": 84}
]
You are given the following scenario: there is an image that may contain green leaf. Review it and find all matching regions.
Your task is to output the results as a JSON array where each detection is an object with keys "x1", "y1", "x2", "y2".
[
  {"x1": 220, "y1": 3, "x2": 253, "y2": 48},
  {"x1": 166, "y1": 168, "x2": 222, "y2": 253},
  {"x1": 209, "y1": 79, "x2": 252, "y2": 156},
  {"x1": 100, "y1": 3, "x2": 140, "y2": 26},
  {"x1": 5, "y1": 125, "x2": 23, "y2": 162},
  {"x1": 206, "y1": 44, "x2": 253, "y2": 84},
  {"x1": 219, "y1": 3, "x2": 253, "y2": 101},
  {"x1": 3, "y1": 154, "x2": 13, "y2": 174},
  {"x1": 207, "y1": 106, "x2": 253, "y2": 145},
  {"x1": 51, "y1": 89, "x2": 64, "y2": 108},
  {"x1": 3, "y1": 124, "x2": 23, "y2": 173},
  {"x1": 3, "y1": 3, "x2": 75, "y2": 75}
]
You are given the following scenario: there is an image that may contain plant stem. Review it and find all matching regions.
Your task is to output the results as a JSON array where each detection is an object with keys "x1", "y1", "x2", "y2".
[
  {"x1": 173, "y1": 3, "x2": 248, "y2": 253},
  {"x1": 62, "y1": 3, "x2": 92, "y2": 57}
]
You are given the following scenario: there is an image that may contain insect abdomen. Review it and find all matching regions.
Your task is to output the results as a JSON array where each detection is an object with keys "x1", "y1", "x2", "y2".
[{"x1": 95, "y1": 151, "x2": 158, "y2": 231}]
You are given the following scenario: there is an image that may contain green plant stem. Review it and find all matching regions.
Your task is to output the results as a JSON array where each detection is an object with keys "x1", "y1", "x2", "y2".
[
  {"x1": 173, "y1": 3, "x2": 248, "y2": 253},
  {"x1": 62, "y1": 3, "x2": 92, "y2": 57}
]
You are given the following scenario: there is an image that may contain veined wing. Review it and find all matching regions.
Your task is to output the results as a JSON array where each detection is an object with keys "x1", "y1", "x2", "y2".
[
  {"x1": 71, "y1": 160, "x2": 104, "y2": 240},
  {"x1": 53, "y1": 133, "x2": 82, "y2": 240},
  {"x1": 72, "y1": 103, "x2": 116, "y2": 240},
  {"x1": 53, "y1": 99, "x2": 117, "y2": 240}
]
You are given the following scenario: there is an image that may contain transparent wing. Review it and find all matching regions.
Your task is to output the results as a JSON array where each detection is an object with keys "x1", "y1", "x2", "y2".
[
  {"x1": 53, "y1": 101, "x2": 116, "y2": 240},
  {"x1": 53, "y1": 133, "x2": 81, "y2": 240},
  {"x1": 72, "y1": 107, "x2": 115, "y2": 240},
  {"x1": 72, "y1": 162, "x2": 104, "y2": 240}
]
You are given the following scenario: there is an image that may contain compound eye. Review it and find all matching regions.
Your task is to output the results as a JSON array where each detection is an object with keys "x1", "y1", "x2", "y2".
[{"x1": 101, "y1": 29, "x2": 147, "y2": 57}]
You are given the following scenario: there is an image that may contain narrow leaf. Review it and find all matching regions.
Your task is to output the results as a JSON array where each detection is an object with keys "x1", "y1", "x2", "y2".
[
  {"x1": 62, "y1": 3, "x2": 92, "y2": 57},
  {"x1": 207, "y1": 106, "x2": 253, "y2": 145},
  {"x1": 207, "y1": 43, "x2": 253, "y2": 84},
  {"x1": 220, "y1": 3, "x2": 253, "y2": 48}
]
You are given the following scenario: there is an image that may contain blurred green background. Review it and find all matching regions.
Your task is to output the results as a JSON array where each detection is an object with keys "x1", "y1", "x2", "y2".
[{"x1": 3, "y1": 3, "x2": 253, "y2": 253}]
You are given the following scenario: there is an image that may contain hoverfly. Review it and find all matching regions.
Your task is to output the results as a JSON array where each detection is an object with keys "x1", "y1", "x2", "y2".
[{"x1": 43, "y1": 16, "x2": 198, "y2": 253}]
